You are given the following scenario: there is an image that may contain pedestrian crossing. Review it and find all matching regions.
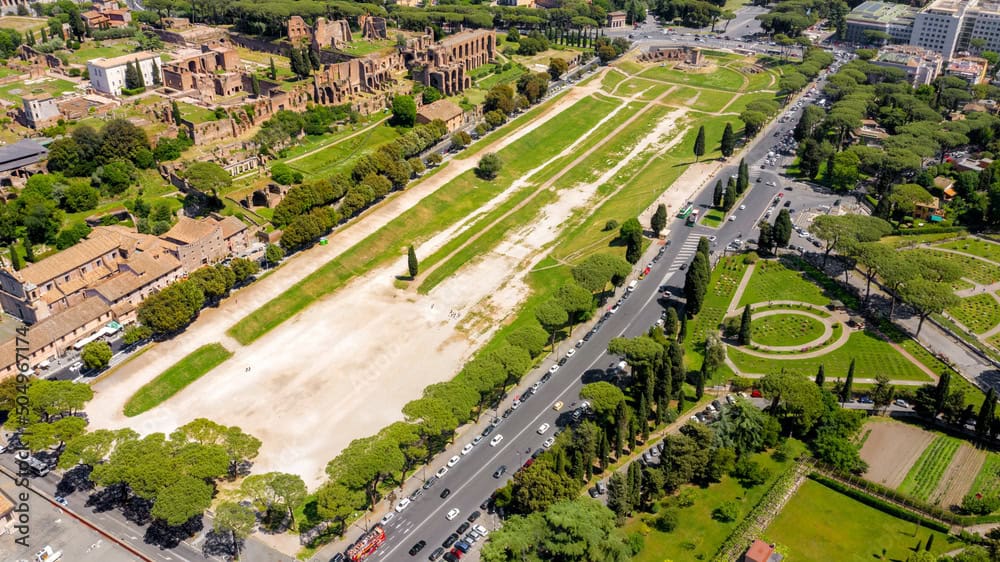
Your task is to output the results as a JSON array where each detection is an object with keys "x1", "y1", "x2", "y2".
[{"x1": 667, "y1": 236, "x2": 701, "y2": 272}]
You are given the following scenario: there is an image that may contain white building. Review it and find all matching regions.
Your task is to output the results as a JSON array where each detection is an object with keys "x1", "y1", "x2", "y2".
[
  {"x1": 908, "y1": 0, "x2": 1000, "y2": 59},
  {"x1": 87, "y1": 52, "x2": 162, "y2": 96}
]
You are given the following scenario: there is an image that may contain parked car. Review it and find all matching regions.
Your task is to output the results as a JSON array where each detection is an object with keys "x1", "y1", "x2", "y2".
[
  {"x1": 446, "y1": 508, "x2": 461, "y2": 521},
  {"x1": 410, "y1": 540, "x2": 427, "y2": 556},
  {"x1": 493, "y1": 465, "x2": 507, "y2": 478},
  {"x1": 490, "y1": 434, "x2": 504, "y2": 446},
  {"x1": 440, "y1": 488, "x2": 451, "y2": 499}
]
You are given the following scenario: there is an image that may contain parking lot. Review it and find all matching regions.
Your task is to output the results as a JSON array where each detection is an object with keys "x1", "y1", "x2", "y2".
[{"x1": 0, "y1": 476, "x2": 136, "y2": 562}]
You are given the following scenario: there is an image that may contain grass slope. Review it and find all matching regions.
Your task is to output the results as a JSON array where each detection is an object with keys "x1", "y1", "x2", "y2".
[
  {"x1": 765, "y1": 479, "x2": 954, "y2": 561},
  {"x1": 123, "y1": 343, "x2": 232, "y2": 417}
]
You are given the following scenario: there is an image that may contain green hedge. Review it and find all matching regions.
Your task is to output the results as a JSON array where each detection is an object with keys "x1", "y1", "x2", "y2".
[
  {"x1": 898, "y1": 226, "x2": 965, "y2": 236},
  {"x1": 808, "y1": 473, "x2": 952, "y2": 533}
]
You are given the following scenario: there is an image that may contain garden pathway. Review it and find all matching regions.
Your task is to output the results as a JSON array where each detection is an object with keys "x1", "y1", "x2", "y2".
[
  {"x1": 741, "y1": 308, "x2": 835, "y2": 353},
  {"x1": 726, "y1": 262, "x2": 756, "y2": 314}
]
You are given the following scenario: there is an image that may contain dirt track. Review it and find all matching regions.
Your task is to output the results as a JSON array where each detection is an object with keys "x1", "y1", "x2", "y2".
[
  {"x1": 933, "y1": 443, "x2": 986, "y2": 508},
  {"x1": 860, "y1": 420, "x2": 935, "y2": 488}
]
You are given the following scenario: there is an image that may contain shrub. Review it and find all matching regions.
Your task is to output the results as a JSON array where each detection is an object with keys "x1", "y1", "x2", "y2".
[
  {"x1": 476, "y1": 153, "x2": 502, "y2": 180},
  {"x1": 603, "y1": 219, "x2": 619, "y2": 231},
  {"x1": 654, "y1": 508, "x2": 678, "y2": 532},
  {"x1": 712, "y1": 501, "x2": 740, "y2": 522}
]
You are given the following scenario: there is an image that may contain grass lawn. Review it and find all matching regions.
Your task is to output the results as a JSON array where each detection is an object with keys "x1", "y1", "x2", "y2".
[
  {"x1": 726, "y1": 91, "x2": 782, "y2": 115},
  {"x1": 0, "y1": 77, "x2": 77, "y2": 103},
  {"x1": 880, "y1": 232, "x2": 964, "y2": 249},
  {"x1": 737, "y1": 259, "x2": 829, "y2": 307},
  {"x1": 662, "y1": 85, "x2": 701, "y2": 108},
  {"x1": 276, "y1": 115, "x2": 386, "y2": 161},
  {"x1": 477, "y1": 64, "x2": 527, "y2": 90},
  {"x1": 751, "y1": 313, "x2": 826, "y2": 347},
  {"x1": 691, "y1": 89, "x2": 735, "y2": 113},
  {"x1": 924, "y1": 250, "x2": 1000, "y2": 285},
  {"x1": 937, "y1": 237, "x2": 1000, "y2": 263},
  {"x1": 765, "y1": 479, "x2": 955, "y2": 561},
  {"x1": 628, "y1": 440, "x2": 804, "y2": 562},
  {"x1": 66, "y1": 42, "x2": 135, "y2": 65},
  {"x1": 946, "y1": 293, "x2": 1000, "y2": 334},
  {"x1": 123, "y1": 343, "x2": 232, "y2": 417},
  {"x1": 288, "y1": 123, "x2": 402, "y2": 178},
  {"x1": 742, "y1": 68, "x2": 777, "y2": 92},
  {"x1": 176, "y1": 101, "x2": 220, "y2": 124},
  {"x1": 638, "y1": 63, "x2": 745, "y2": 91},
  {"x1": 898, "y1": 434, "x2": 961, "y2": 502},
  {"x1": 601, "y1": 70, "x2": 627, "y2": 93},
  {"x1": 728, "y1": 329, "x2": 934, "y2": 381},
  {"x1": 701, "y1": 209, "x2": 724, "y2": 227},
  {"x1": 336, "y1": 39, "x2": 396, "y2": 57},
  {"x1": 0, "y1": 16, "x2": 47, "y2": 33}
]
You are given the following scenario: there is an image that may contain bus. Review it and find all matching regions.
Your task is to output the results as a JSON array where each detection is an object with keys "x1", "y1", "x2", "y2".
[
  {"x1": 347, "y1": 525, "x2": 386, "y2": 561},
  {"x1": 686, "y1": 209, "x2": 700, "y2": 226},
  {"x1": 677, "y1": 203, "x2": 694, "y2": 220}
]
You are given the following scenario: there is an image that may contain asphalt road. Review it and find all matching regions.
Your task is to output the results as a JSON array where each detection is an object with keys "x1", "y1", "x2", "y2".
[{"x1": 317, "y1": 61, "x2": 832, "y2": 562}]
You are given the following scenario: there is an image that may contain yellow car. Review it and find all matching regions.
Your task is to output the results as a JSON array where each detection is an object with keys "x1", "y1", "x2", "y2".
[{"x1": 552, "y1": 401, "x2": 564, "y2": 411}]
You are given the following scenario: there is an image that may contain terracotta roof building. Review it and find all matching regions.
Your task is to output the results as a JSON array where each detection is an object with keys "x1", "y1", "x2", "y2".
[
  {"x1": 0, "y1": 298, "x2": 114, "y2": 379},
  {"x1": 161, "y1": 216, "x2": 227, "y2": 272},
  {"x1": 416, "y1": 99, "x2": 465, "y2": 132},
  {"x1": 742, "y1": 540, "x2": 782, "y2": 562}
]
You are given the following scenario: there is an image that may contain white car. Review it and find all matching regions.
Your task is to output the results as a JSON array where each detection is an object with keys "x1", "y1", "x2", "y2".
[
  {"x1": 490, "y1": 434, "x2": 504, "y2": 447},
  {"x1": 548, "y1": 364, "x2": 560, "y2": 374},
  {"x1": 537, "y1": 423, "x2": 550, "y2": 434},
  {"x1": 472, "y1": 435, "x2": 483, "y2": 446},
  {"x1": 380, "y1": 512, "x2": 396, "y2": 525},
  {"x1": 739, "y1": 204, "x2": 746, "y2": 210},
  {"x1": 435, "y1": 467, "x2": 449, "y2": 478},
  {"x1": 532, "y1": 382, "x2": 541, "y2": 391},
  {"x1": 566, "y1": 348, "x2": 575, "y2": 358},
  {"x1": 446, "y1": 508, "x2": 461, "y2": 521},
  {"x1": 609, "y1": 304, "x2": 620, "y2": 314},
  {"x1": 447, "y1": 455, "x2": 460, "y2": 467},
  {"x1": 728, "y1": 215, "x2": 736, "y2": 221},
  {"x1": 543, "y1": 437, "x2": 555, "y2": 448},
  {"x1": 473, "y1": 524, "x2": 489, "y2": 536},
  {"x1": 394, "y1": 498, "x2": 411, "y2": 512},
  {"x1": 461, "y1": 443, "x2": 474, "y2": 455}
]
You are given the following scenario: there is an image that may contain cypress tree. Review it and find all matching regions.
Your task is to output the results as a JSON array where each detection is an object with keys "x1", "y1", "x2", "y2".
[
  {"x1": 638, "y1": 394, "x2": 649, "y2": 441},
  {"x1": 841, "y1": 358, "x2": 855, "y2": 403},
  {"x1": 684, "y1": 251, "x2": 709, "y2": 316},
  {"x1": 40, "y1": 27, "x2": 47, "y2": 42},
  {"x1": 713, "y1": 179, "x2": 723, "y2": 207},
  {"x1": 723, "y1": 182, "x2": 737, "y2": 210},
  {"x1": 815, "y1": 364, "x2": 825, "y2": 387},
  {"x1": 693, "y1": 125, "x2": 706, "y2": 161},
  {"x1": 738, "y1": 158, "x2": 749, "y2": 193},
  {"x1": 22, "y1": 239, "x2": 34, "y2": 263},
  {"x1": 720, "y1": 122, "x2": 735, "y2": 157},
  {"x1": 407, "y1": 245, "x2": 418, "y2": 277},
  {"x1": 738, "y1": 304, "x2": 752, "y2": 345},
  {"x1": 269, "y1": 57, "x2": 277, "y2": 80},
  {"x1": 251, "y1": 74, "x2": 260, "y2": 97},
  {"x1": 8, "y1": 246, "x2": 24, "y2": 271},
  {"x1": 599, "y1": 430, "x2": 610, "y2": 470},
  {"x1": 678, "y1": 313, "x2": 687, "y2": 342},
  {"x1": 136, "y1": 60, "x2": 146, "y2": 88},
  {"x1": 27, "y1": 29, "x2": 35, "y2": 46},
  {"x1": 935, "y1": 370, "x2": 951, "y2": 414},
  {"x1": 676, "y1": 388, "x2": 685, "y2": 413},
  {"x1": 977, "y1": 387, "x2": 995, "y2": 438},
  {"x1": 696, "y1": 365, "x2": 705, "y2": 399}
]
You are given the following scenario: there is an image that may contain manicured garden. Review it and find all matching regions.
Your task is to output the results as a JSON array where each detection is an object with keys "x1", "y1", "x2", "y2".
[
  {"x1": 750, "y1": 313, "x2": 826, "y2": 347},
  {"x1": 123, "y1": 343, "x2": 232, "y2": 417},
  {"x1": 765, "y1": 479, "x2": 954, "y2": 562},
  {"x1": 924, "y1": 249, "x2": 999, "y2": 285},
  {"x1": 288, "y1": 123, "x2": 402, "y2": 178},
  {"x1": 946, "y1": 293, "x2": 1000, "y2": 334},
  {"x1": 937, "y1": 237, "x2": 1000, "y2": 264},
  {"x1": 628, "y1": 441, "x2": 804, "y2": 562},
  {"x1": 898, "y1": 435, "x2": 962, "y2": 501},
  {"x1": 67, "y1": 42, "x2": 135, "y2": 65},
  {"x1": 728, "y1": 330, "x2": 934, "y2": 381},
  {"x1": 737, "y1": 259, "x2": 829, "y2": 308},
  {"x1": 0, "y1": 77, "x2": 77, "y2": 103}
]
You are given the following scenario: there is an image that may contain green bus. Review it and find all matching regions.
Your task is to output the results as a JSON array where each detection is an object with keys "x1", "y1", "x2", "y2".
[{"x1": 677, "y1": 203, "x2": 694, "y2": 219}]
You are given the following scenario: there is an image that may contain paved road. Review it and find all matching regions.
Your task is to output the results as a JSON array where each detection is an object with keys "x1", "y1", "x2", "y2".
[{"x1": 313, "y1": 54, "x2": 832, "y2": 562}]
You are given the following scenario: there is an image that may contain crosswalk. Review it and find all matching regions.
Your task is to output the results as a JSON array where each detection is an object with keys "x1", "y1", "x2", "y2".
[{"x1": 666, "y1": 235, "x2": 702, "y2": 272}]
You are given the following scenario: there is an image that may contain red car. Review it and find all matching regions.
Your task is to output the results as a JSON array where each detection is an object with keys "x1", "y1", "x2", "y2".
[{"x1": 750, "y1": 389, "x2": 762, "y2": 398}]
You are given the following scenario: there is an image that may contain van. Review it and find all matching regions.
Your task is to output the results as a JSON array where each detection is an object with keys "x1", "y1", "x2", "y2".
[{"x1": 627, "y1": 279, "x2": 638, "y2": 292}]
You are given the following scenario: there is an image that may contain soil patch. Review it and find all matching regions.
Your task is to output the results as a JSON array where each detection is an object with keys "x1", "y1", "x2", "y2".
[
  {"x1": 860, "y1": 420, "x2": 935, "y2": 488},
  {"x1": 933, "y1": 443, "x2": 986, "y2": 509}
]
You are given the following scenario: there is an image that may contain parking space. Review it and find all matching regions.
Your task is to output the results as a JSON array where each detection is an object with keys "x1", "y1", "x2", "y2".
[{"x1": 0, "y1": 476, "x2": 136, "y2": 562}]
